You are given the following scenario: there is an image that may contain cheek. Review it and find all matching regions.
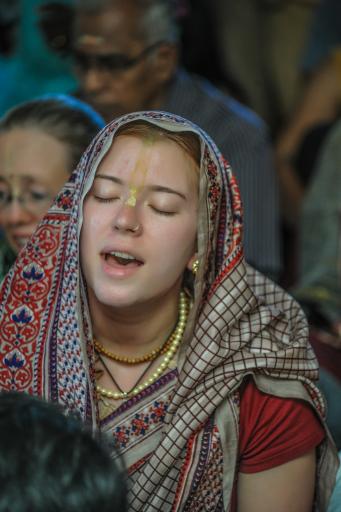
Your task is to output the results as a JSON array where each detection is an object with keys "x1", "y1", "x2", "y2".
[
  {"x1": 108, "y1": 76, "x2": 129, "y2": 96},
  {"x1": 0, "y1": 211, "x2": 4, "y2": 224},
  {"x1": 87, "y1": 213, "x2": 103, "y2": 230},
  {"x1": 156, "y1": 219, "x2": 197, "y2": 260},
  {"x1": 2, "y1": 208, "x2": 39, "y2": 226},
  {"x1": 83, "y1": 201, "x2": 107, "y2": 227},
  {"x1": 81, "y1": 204, "x2": 104, "y2": 248}
]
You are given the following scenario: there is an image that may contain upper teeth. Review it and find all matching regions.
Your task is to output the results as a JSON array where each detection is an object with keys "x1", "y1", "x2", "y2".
[{"x1": 109, "y1": 251, "x2": 135, "y2": 260}]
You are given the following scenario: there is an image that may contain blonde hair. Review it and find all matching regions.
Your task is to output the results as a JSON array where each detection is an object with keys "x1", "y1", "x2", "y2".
[{"x1": 115, "y1": 120, "x2": 201, "y2": 172}]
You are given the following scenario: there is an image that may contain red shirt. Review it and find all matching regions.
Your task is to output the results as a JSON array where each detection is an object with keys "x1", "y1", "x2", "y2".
[{"x1": 231, "y1": 378, "x2": 325, "y2": 509}]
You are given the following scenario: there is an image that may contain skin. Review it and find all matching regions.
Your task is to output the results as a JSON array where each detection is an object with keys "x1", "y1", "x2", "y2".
[
  {"x1": 81, "y1": 134, "x2": 198, "y2": 390},
  {"x1": 124, "y1": 137, "x2": 152, "y2": 206},
  {"x1": 238, "y1": 450, "x2": 316, "y2": 511},
  {"x1": 0, "y1": 128, "x2": 70, "y2": 253},
  {"x1": 74, "y1": 1, "x2": 177, "y2": 121}
]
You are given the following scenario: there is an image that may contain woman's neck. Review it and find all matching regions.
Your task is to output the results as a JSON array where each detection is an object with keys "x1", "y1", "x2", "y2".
[{"x1": 89, "y1": 288, "x2": 181, "y2": 359}]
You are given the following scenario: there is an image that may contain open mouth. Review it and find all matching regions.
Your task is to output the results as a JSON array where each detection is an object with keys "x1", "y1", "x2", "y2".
[{"x1": 103, "y1": 251, "x2": 144, "y2": 268}]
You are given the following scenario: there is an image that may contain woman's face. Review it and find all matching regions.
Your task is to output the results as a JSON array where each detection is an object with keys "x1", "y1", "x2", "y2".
[
  {"x1": 0, "y1": 128, "x2": 70, "y2": 253},
  {"x1": 81, "y1": 134, "x2": 198, "y2": 311}
]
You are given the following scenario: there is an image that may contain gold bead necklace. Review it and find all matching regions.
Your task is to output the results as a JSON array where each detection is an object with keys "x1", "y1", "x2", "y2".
[
  {"x1": 95, "y1": 291, "x2": 189, "y2": 400},
  {"x1": 94, "y1": 332, "x2": 174, "y2": 365}
]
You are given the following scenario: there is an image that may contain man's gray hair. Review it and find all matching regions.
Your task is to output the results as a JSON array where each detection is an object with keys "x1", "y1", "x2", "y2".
[
  {"x1": 139, "y1": 0, "x2": 179, "y2": 44},
  {"x1": 76, "y1": 0, "x2": 179, "y2": 44}
]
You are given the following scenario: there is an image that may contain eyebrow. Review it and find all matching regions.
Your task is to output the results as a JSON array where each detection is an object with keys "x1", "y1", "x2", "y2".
[
  {"x1": 95, "y1": 175, "x2": 122, "y2": 185},
  {"x1": 95, "y1": 174, "x2": 187, "y2": 200}
]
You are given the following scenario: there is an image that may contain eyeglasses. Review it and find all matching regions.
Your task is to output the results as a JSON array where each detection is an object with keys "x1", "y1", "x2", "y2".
[
  {"x1": 73, "y1": 41, "x2": 164, "y2": 74},
  {"x1": 0, "y1": 183, "x2": 54, "y2": 214}
]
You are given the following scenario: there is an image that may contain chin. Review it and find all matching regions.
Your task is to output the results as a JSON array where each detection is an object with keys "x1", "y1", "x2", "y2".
[{"x1": 90, "y1": 284, "x2": 140, "y2": 310}]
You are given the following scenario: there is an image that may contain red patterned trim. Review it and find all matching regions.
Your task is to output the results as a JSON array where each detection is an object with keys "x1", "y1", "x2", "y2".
[
  {"x1": 208, "y1": 249, "x2": 243, "y2": 299},
  {"x1": 172, "y1": 433, "x2": 196, "y2": 511}
]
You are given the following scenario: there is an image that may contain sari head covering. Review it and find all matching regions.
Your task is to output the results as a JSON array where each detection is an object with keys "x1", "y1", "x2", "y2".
[{"x1": 0, "y1": 111, "x2": 337, "y2": 510}]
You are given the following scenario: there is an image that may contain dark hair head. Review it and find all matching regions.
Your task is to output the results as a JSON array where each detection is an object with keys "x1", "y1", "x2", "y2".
[
  {"x1": 0, "y1": 94, "x2": 105, "y2": 171},
  {"x1": 0, "y1": 391, "x2": 126, "y2": 512}
]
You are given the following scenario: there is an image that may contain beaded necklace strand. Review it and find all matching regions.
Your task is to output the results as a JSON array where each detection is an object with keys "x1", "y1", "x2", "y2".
[
  {"x1": 95, "y1": 291, "x2": 189, "y2": 400},
  {"x1": 94, "y1": 331, "x2": 174, "y2": 365}
]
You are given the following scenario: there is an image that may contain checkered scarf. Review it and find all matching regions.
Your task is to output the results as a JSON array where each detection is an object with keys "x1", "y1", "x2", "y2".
[{"x1": 0, "y1": 111, "x2": 336, "y2": 510}]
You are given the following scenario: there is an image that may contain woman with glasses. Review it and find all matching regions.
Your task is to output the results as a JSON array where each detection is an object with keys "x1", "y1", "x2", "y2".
[
  {"x1": 0, "y1": 111, "x2": 337, "y2": 511},
  {"x1": 0, "y1": 94, "x2": 104, "y2": 279}
]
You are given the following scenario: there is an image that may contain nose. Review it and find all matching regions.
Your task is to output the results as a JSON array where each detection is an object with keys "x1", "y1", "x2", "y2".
[
  {"x1": 113, "y1": 203, "x2": 142, "y2": 235},
  {"x1": 81, "y1": 67, "x2": 106, "y2": 95}
]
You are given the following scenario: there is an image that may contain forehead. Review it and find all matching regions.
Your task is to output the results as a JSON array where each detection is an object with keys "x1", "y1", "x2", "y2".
[
  {"x1": 96, "y1": 135, "x2": 198, "y2": 187},
  {"x1": 0, "y1": 128, "x2": 69, "y2": 182},
  {"x1": 75, "y1": 4, "x2": 144, "y2": 53}
]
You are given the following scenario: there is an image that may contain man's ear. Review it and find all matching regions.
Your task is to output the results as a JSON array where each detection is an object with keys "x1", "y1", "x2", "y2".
[{"x1": 152, "y1": 43, "x2": 178, "y2": 84}]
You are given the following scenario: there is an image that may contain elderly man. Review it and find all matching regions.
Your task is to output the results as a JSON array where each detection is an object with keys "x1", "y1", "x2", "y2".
[{"x1": 73, "y1": 0, "x2": 281, "y2": 279}]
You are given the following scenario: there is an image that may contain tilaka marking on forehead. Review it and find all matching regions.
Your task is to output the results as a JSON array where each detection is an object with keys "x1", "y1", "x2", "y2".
[
  {"x1": 125, "y1": 186, "x2": 138, "y2": 207},
  {"x1": 124, "y1": 136, "x2": 154, "y2": 207}
]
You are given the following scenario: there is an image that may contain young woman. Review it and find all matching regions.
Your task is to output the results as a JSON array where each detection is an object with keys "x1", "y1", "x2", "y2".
[
  {"x1": 0, "y1": 94, "x2": 104, "y2": 277},
  {"x1": 0, "y1": 111, "x2": 337, "y2": 511}
]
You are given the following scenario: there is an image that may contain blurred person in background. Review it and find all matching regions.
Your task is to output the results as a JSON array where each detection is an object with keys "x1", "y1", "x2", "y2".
[
  {"x1": 0, "y1": 94, "x2": 104, "y2": 279},
  {"x1": 0, "y1": 0, "x2": 77, "y2": 116},
  {"x1": 294, "y1": 118, "x2": 341, "y2": 450},
  {"x1": 0, "y1": 390, "x2": 126, "y2": 512},
  {"x1": 61, "y1": 0, "x2": 282, "y2": 281},
  {"x1": 275, "y1": 0, "x2": 341, "y2": 225},
  {"x1": 214, "y1": 0, "x2": 319, "y2": 132}
]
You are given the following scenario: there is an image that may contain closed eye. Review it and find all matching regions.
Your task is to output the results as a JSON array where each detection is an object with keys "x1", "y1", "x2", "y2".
[
  {"x1": 94, "y1": 195, "x2": 120, "y2": 203},
  {"x1": 29, "y1": 190, "x2": 50, "y2": 202},
  {"x1": 149, "y1": 205, "x2": 177, "y2": 216}
]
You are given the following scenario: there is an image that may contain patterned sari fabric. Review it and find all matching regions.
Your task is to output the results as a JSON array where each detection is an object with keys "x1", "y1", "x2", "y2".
[{"x1": 0, "y1": 111, "x2": 337, "y2": 510}]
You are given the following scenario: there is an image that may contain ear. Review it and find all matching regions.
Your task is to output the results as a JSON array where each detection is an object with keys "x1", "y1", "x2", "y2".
[
  {"x1": 186, "y1": 253, "x2": 198, "y2": 272},
  {"x1": 152, "y1": 43, "x2": 178, "y2": 84}
]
